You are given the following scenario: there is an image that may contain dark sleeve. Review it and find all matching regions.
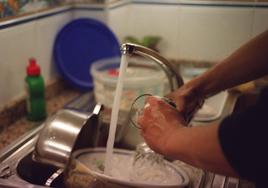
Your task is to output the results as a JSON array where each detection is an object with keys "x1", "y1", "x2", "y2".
[{"x1": 219, "y1": 88, "x2": 268, "y2": 185}]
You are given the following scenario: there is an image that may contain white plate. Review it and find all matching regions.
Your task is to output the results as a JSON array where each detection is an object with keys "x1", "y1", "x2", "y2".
[
  {"x1": 193, "y1": 91, "x2": 228, "y2": 122},
  {"x1": 73, "y1": 148, "x2": 190, "y2": 188}
]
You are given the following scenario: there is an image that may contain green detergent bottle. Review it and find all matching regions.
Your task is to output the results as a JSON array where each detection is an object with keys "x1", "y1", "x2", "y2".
[{"x1": 25, "y1": 58, "x2": 47, "y2": 121}]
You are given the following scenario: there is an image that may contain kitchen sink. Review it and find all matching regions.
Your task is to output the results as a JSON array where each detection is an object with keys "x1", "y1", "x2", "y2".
[
  {"x1": 0, "y1": 91, "x2": 242, "y2": 188},
  {"x1": 17, "y1": 151, "x2": 64, "y2": 187}
]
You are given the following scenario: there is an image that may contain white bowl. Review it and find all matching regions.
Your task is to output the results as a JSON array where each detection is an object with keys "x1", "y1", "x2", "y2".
[{"x1": 67, "y1": 148, "x2": 189, "y2": 188}]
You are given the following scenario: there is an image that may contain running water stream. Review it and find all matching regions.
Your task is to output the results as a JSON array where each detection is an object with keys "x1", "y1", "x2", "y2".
[{"x1": 104, "y1": 54, "x2": 129, "y2": 175}]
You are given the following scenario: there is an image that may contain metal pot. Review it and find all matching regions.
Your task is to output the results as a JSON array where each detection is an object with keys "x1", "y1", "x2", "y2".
[
  {"x1": 31, "y1": 103, "x2": 136, "y2": 187},
  {"x1": 33, "y1": 104, "x2": 102, "y2": 169}
]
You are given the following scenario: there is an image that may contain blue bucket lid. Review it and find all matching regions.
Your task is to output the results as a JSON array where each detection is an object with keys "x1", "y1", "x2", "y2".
[{"x1": 53, "y1": 18, "x2": 121, "y2": 91}]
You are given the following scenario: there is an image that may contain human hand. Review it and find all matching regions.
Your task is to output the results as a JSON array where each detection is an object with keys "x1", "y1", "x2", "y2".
[
  {"x1": 165, "y1": 85, "x2": 204, "y2": 122},
  {"x1": 137, "y1": 96, "x2": 187, "y2": 156}
]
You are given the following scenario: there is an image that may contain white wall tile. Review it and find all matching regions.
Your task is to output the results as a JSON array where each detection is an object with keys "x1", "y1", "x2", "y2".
[
  {"x1": 0, "y1": 22, "x2": 36, "y2": 107},
  {"x1": 0, "y1": 30, "x2": 14, "y2": 104},
  {"x1": 107, "y1": 4, "x2": 130, "y2": 44},
  {"x1": 252, "y1": 8, "x2": 268, "y2": 37},
  {"x1": 178, "y1": 6, "x2": 253, "y2": 62},
  {"x1": 124, "y1": 4, "x2": 180, "y2": 59},
  {"x1": 72, "y1": 9, "x2": 108, "y2": 23},
  {"x1": 35, "y1": 12, "x2": 73, "y2": 82},
  {"x1": 108, "y1": 3, "x2": 262, "y2": 62}
]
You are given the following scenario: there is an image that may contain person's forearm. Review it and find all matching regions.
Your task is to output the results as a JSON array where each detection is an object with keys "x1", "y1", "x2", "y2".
[
  {"x1": 165, "y1": 124, "x2": 238, "y2": 177},
  {"x1": 186, "y1": 30, "x2": 268, "y2": 98}
]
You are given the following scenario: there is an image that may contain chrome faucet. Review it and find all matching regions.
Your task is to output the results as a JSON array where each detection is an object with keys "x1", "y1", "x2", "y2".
[
  {"x1": 121, "y1": 43, "x2": 186, "y2": 151},
  {"x1": 121, "y1": 43, "x2": 189, "y2": 155},
  {"x1": 121, "y1": 43, "x2": 184, "y2": 91}
]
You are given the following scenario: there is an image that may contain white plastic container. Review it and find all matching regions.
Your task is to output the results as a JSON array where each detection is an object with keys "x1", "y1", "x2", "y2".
[{"x1": 90, "y1": 57, "x2": 167, "y2": 111}]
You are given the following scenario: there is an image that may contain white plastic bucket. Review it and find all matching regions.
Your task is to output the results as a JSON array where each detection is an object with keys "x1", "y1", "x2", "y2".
[{"x1": 90, "y1": 57, "x2": 167, "y2": 111}]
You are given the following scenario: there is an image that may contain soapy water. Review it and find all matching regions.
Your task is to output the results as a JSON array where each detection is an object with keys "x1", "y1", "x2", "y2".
[{"x1": 79, "y1": 152, "x2": 183, "y2": 185}]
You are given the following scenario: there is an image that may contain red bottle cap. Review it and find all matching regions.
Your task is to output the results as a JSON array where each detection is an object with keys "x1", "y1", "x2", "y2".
[{"x1": 27, "y1": 58, "x2": 40, "y2": 76}]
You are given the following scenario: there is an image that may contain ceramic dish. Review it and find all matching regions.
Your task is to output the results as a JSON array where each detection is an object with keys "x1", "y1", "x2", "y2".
[
  {"x1": 194, "y1": 91, "x2": 228, "y2": 122},
  {"x1": 65, "y1": 148, "x2": 190, "y2": 188}
]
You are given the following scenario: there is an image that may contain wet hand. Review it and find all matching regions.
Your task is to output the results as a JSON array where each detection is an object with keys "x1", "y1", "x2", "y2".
[
  {"x1": 165, "y1": 85, "x2": 204, "y2": 122},
  {"x1": 137, "y1": 96, "x2": 187, "y2": 155}
]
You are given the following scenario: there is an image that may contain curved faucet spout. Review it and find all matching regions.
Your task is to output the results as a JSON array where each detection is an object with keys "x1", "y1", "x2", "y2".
[{"x1": 121, "y1": 43, "x2": 184, "y2": 91}]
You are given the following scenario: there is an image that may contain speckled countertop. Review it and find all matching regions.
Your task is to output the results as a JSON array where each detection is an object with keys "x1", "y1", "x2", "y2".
[{"x1": 0, "y1": 87, "x2": 80, "y2": 151}]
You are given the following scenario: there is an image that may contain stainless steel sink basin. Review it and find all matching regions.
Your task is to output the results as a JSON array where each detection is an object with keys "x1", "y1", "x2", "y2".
[
  {"x1": 0, "y1": 91, "x2": 242, "y2": 188},
  {"x1": 17, "y1": 151, "x2": 64, "y2": 187}
]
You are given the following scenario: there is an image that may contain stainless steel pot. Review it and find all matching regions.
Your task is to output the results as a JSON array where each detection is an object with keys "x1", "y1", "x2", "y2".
[
  {"x1": 31, "y1": 103, "x2": 134, "y2": 187},
  {"x1": 33, "y1": 104, "x2": 102, "y2": 169}
]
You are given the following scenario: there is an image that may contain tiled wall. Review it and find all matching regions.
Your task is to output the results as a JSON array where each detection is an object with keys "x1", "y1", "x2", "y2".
[
  {"x1": 107, "y1": 1, "x2": 268, "y2": 61},
  {"x1": 0, "y1": 7, "x2": 73, "y2": 109},
  {"x1": 0, "y1": 0, "x2": 268, "y2": 109}
]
